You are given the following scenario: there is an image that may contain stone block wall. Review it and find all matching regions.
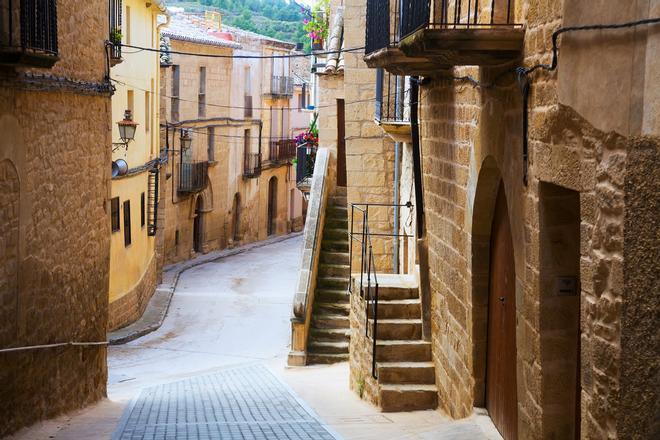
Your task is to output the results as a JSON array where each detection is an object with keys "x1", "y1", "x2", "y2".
[
  {"x1": 0, "y1": 2, "x2": 111, "y2": 433},
  {"x1": 411, "y1": 0, "x2": 660, "y2": 438},
  {"x1": 108, "y1": 254, "x2": 158, "y2": 331}
]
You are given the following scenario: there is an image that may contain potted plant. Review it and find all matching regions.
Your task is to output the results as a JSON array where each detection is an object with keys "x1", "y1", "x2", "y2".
[
  {"x1": 109, "y1": 27, "x2": 123, "y2": 63},
  {"x1": 110, "y1": 27, "x2": 122, "y2": 46},
  {"x1": 302, "y1": 0, "x2": 329, "y2": 51}
]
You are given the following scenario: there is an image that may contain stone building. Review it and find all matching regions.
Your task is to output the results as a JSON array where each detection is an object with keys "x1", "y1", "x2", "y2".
[
  {"x1": 350, "y1": 0, "x2": 659, "y2": 439},
  {"x1": 108, "y1": 0, "x2": 168, "y2": 331},
  {"x1": 0, "y1": 0, "x2": 112, "y2": 435},
  {"x1": 159, "y1": 11, "x2": 308, "y2": 266}
]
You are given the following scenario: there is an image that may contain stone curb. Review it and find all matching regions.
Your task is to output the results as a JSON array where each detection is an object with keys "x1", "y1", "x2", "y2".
[{"x1": 108, "y1": 232, "x2": 303, "y2": 345}]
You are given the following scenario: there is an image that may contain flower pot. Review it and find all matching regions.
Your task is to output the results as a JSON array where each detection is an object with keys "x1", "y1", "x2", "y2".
[{"x1": 312, "y1": 40, "x2": 324, "y2": 51}]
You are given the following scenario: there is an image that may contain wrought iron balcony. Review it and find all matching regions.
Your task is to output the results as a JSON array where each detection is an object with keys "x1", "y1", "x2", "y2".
[
  {"x1": 243, "y1": 152, "x2": 262, "y2": 178},
  {"x1": 268, "y1": 139, "x2": 297, "y2": 163},
  {"x1": 266, "y1": 76, "x2": 294, "y2": 97},
  {"x1": 109, "y1": 0, "x2": 122, "y2": 63},
  {"x1": 375, "y1": 69, "x2": 411, "y2": 142},
  {"x1": 178, "y1": 161, "x2": 208, "y2": 194},
  {"x1": 364, "y1": 0, "x2": 524, "y2": 74},
  {"x1": 295, "y1": 145, "x2": 316, "y2": 195},
  {"x1": 0, "y1": 0, "x2": 59, "y2": 67}
]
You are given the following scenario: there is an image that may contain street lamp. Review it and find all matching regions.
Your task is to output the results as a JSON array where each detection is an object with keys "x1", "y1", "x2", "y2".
[
  {"x1": 180, "y1": 129, "x2": 192, "y2": 152},
  {"x1": 113, "y1": 109, "x2": 138, "y2": 151}
]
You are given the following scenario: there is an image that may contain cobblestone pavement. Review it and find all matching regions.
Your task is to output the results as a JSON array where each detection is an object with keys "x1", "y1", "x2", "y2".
[{"x1": 113, "y1": 364, "x2": 338, "y2": 440}]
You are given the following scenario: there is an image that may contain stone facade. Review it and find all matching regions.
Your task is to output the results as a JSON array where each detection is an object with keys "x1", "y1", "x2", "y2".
[
  {"x1": 0, "y1": 0, "x2": 111, "y2": 435},
  {"x1": 347, "y1": 0, "x2": 659, "y2": 438}
]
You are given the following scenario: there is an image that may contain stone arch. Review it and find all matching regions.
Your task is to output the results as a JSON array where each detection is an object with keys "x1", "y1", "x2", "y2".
[
  {"x1": 0, "y1": 159, "x2": 20, "y2": 347},
  {"x1": 470, "y1": 155, "x2": 503, "y2": 407}
]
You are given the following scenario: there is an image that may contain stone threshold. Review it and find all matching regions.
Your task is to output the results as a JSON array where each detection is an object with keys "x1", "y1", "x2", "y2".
[{"x1": 108, "y1": 232, "x2": 303, "y2": 345}]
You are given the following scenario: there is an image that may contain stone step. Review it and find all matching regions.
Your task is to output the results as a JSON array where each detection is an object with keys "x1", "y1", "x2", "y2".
[
  {"x1": 320, "y1": 251, "x2": 350, "y2": 265},
  {"x1": 307, "y1": 352, "x2": 349, "y2": 364},
  {"x1": 317, "y1": 276, "x2": 349, "y2": 290},
  {"x1": 377, "y1": 362, "x2": 436, "y2": 385},
  {"x1": 335, "y1": 186, "x2": 347, "y2": 196},
  {"x1": 324, "y1": 218, "x2": 349, "y2": 230},
  {"x1": 321, "y1": 240, "x2": 349, "y2": 252},
  {"x1": 370, "y1": 299, "x2": 421, "y2": 320},
  {"x1": 368, "y1": 319, "x2": 422, "y2": 340},
  {"x1": 327, "y1": 206, "x2": 349, "y2": 220},
  {"x1": 315, "y1": 302, "x2": 350, "y2": 316},
  {"x1": 323, "y1": 228, "x2": 348, "y2": 241},
  {"x1": 310, "y1": 327, "x2": 350, "y2": 342},
  {"x1": 379, "y1": 384, "x2": 438, "y2": 412},
  {"x1": 330, "y1": 195, "x2": 347, "y2": 206},
  {"x1": 308, "y1": 340, "x2": 349, "y2": 354},
  {"x1": 319, "y1": 263, "x2": 350, "y2": 278},
  {"x1": 315, "y1": 288, "x2": 349, "y2": 303},
  {"x1": 360, "y1": 285, "x2": 419, "y2": 301},
  {"x1": 375, "y1": 340, "x2": 432, "y2": 362},
  {"x1": 312, "y1": 314, "x2": 349, "y2": 329}
]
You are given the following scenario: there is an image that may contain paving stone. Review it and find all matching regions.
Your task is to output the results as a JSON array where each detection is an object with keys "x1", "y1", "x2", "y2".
[{"x1": 113, "y1": 364, "x2": 339, "y2": 440}]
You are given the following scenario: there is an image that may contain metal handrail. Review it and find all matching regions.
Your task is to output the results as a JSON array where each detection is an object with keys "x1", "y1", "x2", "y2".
[{"x1": 349, "y1": 201, "x2": 413, "y2": 379}]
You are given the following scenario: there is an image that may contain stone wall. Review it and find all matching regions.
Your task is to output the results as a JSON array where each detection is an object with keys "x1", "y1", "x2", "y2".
[
  {"x1": 0, "y1": 2, "x2": 111, "y2": 434},
  {"x1": 108, "y1": 254, "x2": 158, "y2": 330},
  {"x1": 410, "y1": 0, "x2": 660, "y2": 438}
]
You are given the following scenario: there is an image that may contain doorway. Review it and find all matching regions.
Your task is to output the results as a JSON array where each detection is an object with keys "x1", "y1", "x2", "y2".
[
  {"x1": 337, "y1": 99, "x2": 346, "y2": 187},
  {"x1": 232, "y1": 193, "x2": 241, "y2": 242},
  {"x1": 193, "y1": 196, "x2": 203, "y2": 253},
  {"x1": 486, "y1": 182, "x2": 518, "y2": 440},
  {"x1": 267, "y1": 176, "x2": 278, "y2": 236}
]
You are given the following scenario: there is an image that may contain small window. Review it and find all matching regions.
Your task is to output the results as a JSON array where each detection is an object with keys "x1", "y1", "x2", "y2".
[
  {"x1": 141, "y1": 192, "x2": 146, "y2": 227},
  {"x1": 198, "y1": 66, "x2": 207, "y2": 117},
  {"x1": 208, "y1": 127, "x2": 215, "y2": 161},
  {"x1": 111, "y1": 197, "x2": 120, "y2": 232},
  {"x1": 123, "y1": 200, "x2": 132, "y2": 246},
  {"x1": 175, "y1": 229, "x2": 180, "y2": 246}
]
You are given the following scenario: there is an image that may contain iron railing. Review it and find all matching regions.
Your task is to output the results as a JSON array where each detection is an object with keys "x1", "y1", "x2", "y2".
[
  {"x1": 367, "y1": 0, "x2": 519, "y2": 55},
  {"x1": 375, "y1": 69, "x2": 410, "y2": 123},
  {"x1": 147, "y1": 167, "x2": 159, "y2": 236},
  {"x1": 243, "y1": 152, "x2": 262, "y2": 178},
  {"x1": 349, "y1": 202, "x2": 413, "y2": 379},
  {"x1": 0, "y1": 0, "x2": 58, "y2": 62},
  {"x1": 295, "y1": 145, "x2": 316, "y2": 185},
  {"x1": 109, "y1": 0, "x2": 122, "y2": 59},
  {"x1": 268, "y1": 139, "x2": 297, "y2": 163},
  {"x1": 178, "y1": 161, "x2": 208, "y2": 193},
  {"x1": 268, "y1": 76, "x2": 294, "y2": 96}
]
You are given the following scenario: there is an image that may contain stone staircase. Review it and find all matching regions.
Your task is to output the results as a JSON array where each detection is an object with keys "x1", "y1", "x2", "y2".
[
  {"x1": 368, "y1": 277, "x2": 438, "y2": 412},
  {"x1": 307, "y1": 187, "x2": 351, "y2": 364}
]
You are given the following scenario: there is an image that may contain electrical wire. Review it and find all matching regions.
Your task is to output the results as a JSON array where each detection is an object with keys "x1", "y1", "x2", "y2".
[
  {"x1": 118, "y1": 42, "x2": 365, "y2": 59},
  {"x1": 0, "y1": 341, "x2": 108, "y2": 354}
]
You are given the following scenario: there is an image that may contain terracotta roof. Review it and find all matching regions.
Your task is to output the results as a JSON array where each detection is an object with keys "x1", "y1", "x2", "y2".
[
  {"x1": 323, "y1": 7, "x2": 344, "y2": 74},
  {"x1": 162, "y1": 14, "x2": 241, "y2": 49}
]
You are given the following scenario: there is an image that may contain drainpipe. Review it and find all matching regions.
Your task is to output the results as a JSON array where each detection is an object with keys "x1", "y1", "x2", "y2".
[
  {"x1": 410, "y1": 76, "x2": 432, "y2": 341},
  {"x1": 393, "y1": 141, "x2": 401, "y2": 274}
]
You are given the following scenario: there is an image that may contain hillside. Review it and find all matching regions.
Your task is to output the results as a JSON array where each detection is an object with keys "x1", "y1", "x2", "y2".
[{"x1": 169, "y1": 0, "x2": 309, "y2": 51}]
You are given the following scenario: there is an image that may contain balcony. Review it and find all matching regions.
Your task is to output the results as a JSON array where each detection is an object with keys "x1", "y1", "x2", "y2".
[
  {"x1": 375, "y1": 69, "x2": 411, "y2": 142},
  {"x1": 0, "y1": 0, "x2": 59, "y2": 68},
  {"x1": 243, "y1": 152, "x2": 262, "y2": 178},
  {"x1": 268, "y1": 139, "x2": 297, "y2": 164},
  {"x1": 265, "y1": 76, "x2": 294, "y2": 98},
  {"x1": 364, "y1": 0, "x2": 524, "y2": 75},
  {"x1": 109, "y1": 0, "x2": 122, "y2": 65},
  {"x1": 295, "y1": 145, "x2": 316, "y2": 196},
  {"x1": 178, "y1": 161, "x2": 209, "y2": 194}
]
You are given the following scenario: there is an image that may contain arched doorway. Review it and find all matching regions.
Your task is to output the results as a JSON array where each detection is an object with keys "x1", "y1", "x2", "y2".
[
  {"x1": 193, "y1": 196, "x2": 203, "y2": 253},
  {"x1": 231, "y1": 193, "x2": 241, "y2": 242},
  {"x1": 267, "y1": 176, "x2": 277, "y2": 236},
  {"x1": 486, "y1": 181, "x2": 518, "y2": 440}
]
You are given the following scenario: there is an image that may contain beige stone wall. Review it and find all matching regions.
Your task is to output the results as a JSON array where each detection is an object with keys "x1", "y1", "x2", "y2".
[
  {"x1": 0, "y1": 2, "x2": 111, "y2": 435},
  {"x1": 407, "y1": 0, "x2": 660, "y2": 438}
]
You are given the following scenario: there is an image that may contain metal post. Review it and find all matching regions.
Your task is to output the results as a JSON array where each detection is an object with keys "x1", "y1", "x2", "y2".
[{"x1": 349, "y1": 204, "x2": 355, "y2": 294}]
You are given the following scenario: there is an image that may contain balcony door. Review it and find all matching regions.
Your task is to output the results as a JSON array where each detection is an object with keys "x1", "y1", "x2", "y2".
[{"x1": 486, "y1": 182, "x2": 518, "y2": 439}]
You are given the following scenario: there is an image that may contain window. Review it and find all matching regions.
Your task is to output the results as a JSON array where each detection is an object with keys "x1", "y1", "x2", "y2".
[
  {"x1": 141, "y1": 192, "x2": 146, "y2": 227},
  {"x1": 126, "y1": 6, "x2": 131, "y2": 45},
  {"x1": 109, "y1": 0, "x2": 122, "y2": 59},
  {"x1": 123, "y1": 200, "x2": 132, "y2": 246},
  {"x1": 198, "y1": 66, "x2": 206, "y2": 117},
  {"x1": 145, "y1": 91, "x2": 150, "y2": 132},
  {"x1": 171, "y1": 65, "x2": 180, "y2": 121},
  {"x1": 207, "y1": 127, "x2": 215, "y2": 161},
  {"x1": 111, "y1": 197, "x2": 120, "y2": 232}
]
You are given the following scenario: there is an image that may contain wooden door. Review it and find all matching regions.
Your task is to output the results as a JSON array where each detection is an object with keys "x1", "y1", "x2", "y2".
[
  {"x1": 336, "y1": 99, "x2": 347, "y2": 187},
  {"x1": 486, "y1": 182, "x2": 518, "y2": 439},
  {"x1": 267, "y1": 177, "x2": 277, "y2": 236}
]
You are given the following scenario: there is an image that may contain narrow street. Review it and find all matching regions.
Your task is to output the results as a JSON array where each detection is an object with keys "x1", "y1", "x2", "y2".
[{"x1": 11, "y1": 236, "x2": 498, "y2": 440}]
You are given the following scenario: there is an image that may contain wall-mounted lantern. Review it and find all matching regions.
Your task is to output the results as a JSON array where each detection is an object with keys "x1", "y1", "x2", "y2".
[
  {"x1": 113, "y1": 109, "x2": 139, "y2": 152},
  {"x1": 180, "y1": 129, "x2": 192, "y2": 152}
]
